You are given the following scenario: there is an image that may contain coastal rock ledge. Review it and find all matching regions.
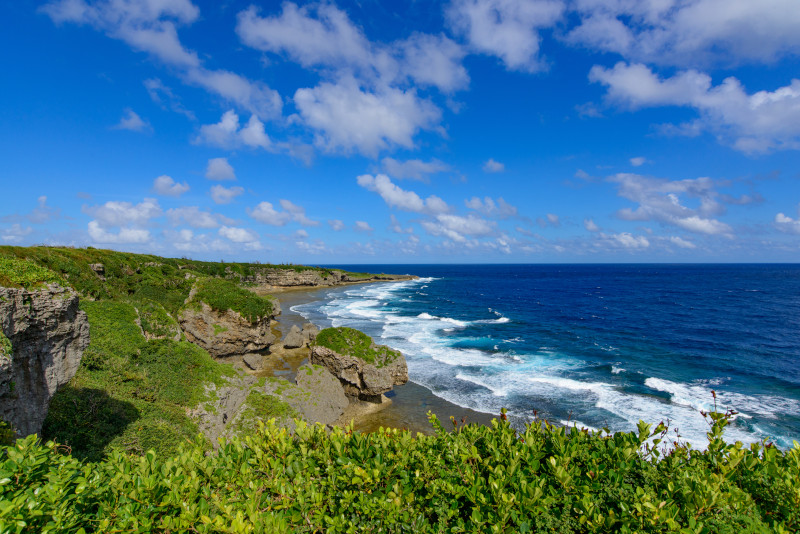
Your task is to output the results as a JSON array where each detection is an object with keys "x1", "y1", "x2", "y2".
[
  {"x1": 310, "y1": 328, "x2": 408, "y2": 402},
  {"x1": 0, "y1": 284, "x2": 89, "y2": 437},
  {"x1": 179, "y1": 302, "x2": 277, "y2": 358}
]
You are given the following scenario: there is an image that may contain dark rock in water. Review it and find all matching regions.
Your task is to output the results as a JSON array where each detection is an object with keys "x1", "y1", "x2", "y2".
[
  {"x1": 311, "y1": 343, "x2": 408, "y2": 402},
  {"x1": 0, "y1": 284, "x2": 89, "y2": 437},
  {"x1": 282, "y1": 324, "x2": 305, "y2": 349},
  {"x1": 242, "y1": 353, "x2": 263, "y2": 370}
]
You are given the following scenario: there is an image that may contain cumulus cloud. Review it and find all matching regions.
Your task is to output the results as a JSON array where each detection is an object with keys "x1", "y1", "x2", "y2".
[
  {"x1": 446, "y1": 0, "x2": 564, "y2": 72},
  {"x1": 42, "y1": 0, "x2": 281, "y2": 118},
  {"x1": 669, "y1": 236, "x2": 697, "y2": 249},
  {"x1": 482, "y1": 158, "x2": 505, "y2": 173},
  {"x1": 600, "y1": 232, "x2": 650, "y2": 249},
  {"x1": 249, "y1": 202, "x2": 290, "y2": 226},
  {"x1": 205, "y1": 157, "x2": 236, "y2": 180},
  {"x1": 113, "y1": 108, "x2": 150, "y2": 132},
  {"x1": 328, "y1": 219, "x2": 345, "y2": 231},
  {"x1": 381, "y1": 157, "x2": 449, "y2": 181},
  {"x1": 152, "y1": 175, "x2": 189, "y2": 196},
  {"x1": 775, "y1": 208, "x2": 800, "y2": 234},
  {"x1": 210, "y1": 185, "x2": 244, "y2": 205},
  {"x1": 609, "y1": 173, "x2": 733, "y2": 236},
  {"x1": 354, "y1": 221, "x2": 372, "y2": 232},
  {"x1": 421, "y1": 213, "x2": 495, "y2": 242},
  {"x1": 591, "y1": 62, "x2": 800, "y2": 153},
  {"x1": 84, "y1": 197, "x2": 161, "y2": 227},
  {"x1": 568, "y1": 0, "x2": 800, "y2": 67},
  {"x1": 1, "y1": 224, "x2": 33, "y2": 243},
  {"x1": 465, "y1": 197, "x2": 518, "y2": 218},
  {"x1": 357, "y1": 174, "x2": 449, "y2": 214},
  {"x1": 279, "y1": 199, "x2": 318, "y2": 226},
  {"x1": 88, "y1": 221, "x2": 150, "y2": 244},
  {"x1": 294, "y1": 81, "x2": 440, "y2": 157},
  {"x1": 630, "y1": 156, "x2": 647, "y2": 167},
  {"x1": 166, "y1": 206, "x2": 222, "y2": 228},
  {"x1": 218, "y1": 225, "x2": 259, "y2": 243},
  {"x1": 195, "y1": 110, "x2": 271, "y2": 150},
  {"x1": 584, "y1": 218, "x2": 600, "y2": 232}
]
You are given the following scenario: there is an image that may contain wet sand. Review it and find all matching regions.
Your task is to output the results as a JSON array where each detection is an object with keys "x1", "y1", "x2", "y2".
[{"x1": 266, "y1": 285, "x2": 496, "y2": 434}]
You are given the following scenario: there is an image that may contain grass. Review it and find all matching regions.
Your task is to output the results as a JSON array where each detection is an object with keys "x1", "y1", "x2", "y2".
[
  {"x1": 41, "y1": 300, "x2": 235, "y2": 461},
  {"x1": 315, "y1": 327, "x2": 401, "y2": 367},
  {"x1": 191, "y1": 277, "x2": 274, "y2": 323},
  {"x1": 136, "y1": 300, "x2": 179, "y2": 339},
  {"x1": 233, "y1": 390, "x2": 296, "y2": 436},
  {"x1": 0, "y1": 256, "x2": 62, "y2": 289}
]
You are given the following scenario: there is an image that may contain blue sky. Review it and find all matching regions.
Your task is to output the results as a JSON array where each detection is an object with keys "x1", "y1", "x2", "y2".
[{"x1": 2, "y1": 0, "x2": 800, "y2": 263}]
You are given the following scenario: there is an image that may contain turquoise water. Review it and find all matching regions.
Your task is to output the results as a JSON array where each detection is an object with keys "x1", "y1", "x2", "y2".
[{"x1": 294, "y1": 264, "x2": 800, "y2": 448}]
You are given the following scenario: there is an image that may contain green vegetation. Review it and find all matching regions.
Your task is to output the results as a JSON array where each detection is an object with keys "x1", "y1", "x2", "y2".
[
  {"x1": 41, "y1": 300, "x2": 234, "y2": 461},
  {"x1": 192, "y1": 277, "x2": 274, "y2": 323},
  {"x1": 3, "y1": 411, "x2": 799, "y2": 533},
  {"x1": 232, "y1": 391, "x2": 296, "y2": 436},
  {"x1": 0, "y1": 256, "x2": 62, "y2": 289},
  {"x1": 0, "y1": 331, "x2": 11, "y2": 358},
  {"x1": 136, "y1": 300, "x2": 179, "y2": 339},
  {"x1": 315, "y1": 326, "x2": 401, "y2": 367}
]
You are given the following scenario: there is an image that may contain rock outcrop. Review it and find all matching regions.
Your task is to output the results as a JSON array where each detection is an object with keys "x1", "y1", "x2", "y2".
[
  {"x1": 281, "y1": 325, "x2": 305, "y2": 349},
  {"x1": 243, "y1": 268, "x2": 415, "y2": 288},
  {"x1": 311, "y1": 344, "x2": 408, "y2": 402},
  {"x1": 302, "y1": 323, "x2": 319, "y2": 344},
  {"x1": 179, "y1": 302, "x2": 276, "y2": 358},
  {"x1": 0, "y1": 284, "x2": 90, "y2": 437}
]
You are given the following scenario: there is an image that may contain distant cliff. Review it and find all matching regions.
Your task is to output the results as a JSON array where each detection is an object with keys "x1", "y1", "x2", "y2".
[
  {"x1": 0, "y1": 284, "x2": 89, "y2": 437},
  {"x1": 241, "y1": 268, "x2": 416, "y2": 288}
]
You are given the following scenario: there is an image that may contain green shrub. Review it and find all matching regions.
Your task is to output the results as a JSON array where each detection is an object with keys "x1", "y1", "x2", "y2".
[
  {"x1": 3, "y1": 412, "x2": 800, "y2": 533},
  {"x1": 135, "y1": 300, "x2": 179, "y2": 339},
  {"x1": 315, "y1": 327, "x2": 401, "y2": 366},
  {"x1": 191, "y1": 277, "x2": 274, "y2": 322},
  {"x1": 0, "y1": 331, "x2": 11, "y2": 358},
  {"x1": 0, "y1": 256, "x2": 62, "y2": 289}
]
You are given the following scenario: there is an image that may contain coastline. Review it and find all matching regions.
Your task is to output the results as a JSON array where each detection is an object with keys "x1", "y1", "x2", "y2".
[{"x1": 268, "y1": 283, "x2": 495, "y2": 434}]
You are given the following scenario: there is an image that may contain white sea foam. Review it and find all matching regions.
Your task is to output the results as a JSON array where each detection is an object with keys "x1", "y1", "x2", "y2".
[{"x1": 611, "y1": 366, "x2": 625, "y2": 374}]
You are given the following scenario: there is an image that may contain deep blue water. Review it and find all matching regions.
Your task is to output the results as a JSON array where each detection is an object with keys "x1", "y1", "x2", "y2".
[{"x1": 294, "y1": 264, "x2": 800, "y2": 448}]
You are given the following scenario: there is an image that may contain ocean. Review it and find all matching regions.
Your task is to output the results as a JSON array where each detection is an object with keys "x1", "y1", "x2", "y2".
[{"x1": 292, "y1": 264, "x2": 800, "y2": 449}]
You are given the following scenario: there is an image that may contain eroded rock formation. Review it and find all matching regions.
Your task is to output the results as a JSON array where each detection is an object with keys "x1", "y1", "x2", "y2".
[
  {"x1": 311, "y1": 344, "x2": 408, "y2": 402},
  {"x1": 0, "y1": 284, "x2": 89, "y2": 437},
  {"x1": 179, "y1": 302, "x2": 276, "y2": 358}
]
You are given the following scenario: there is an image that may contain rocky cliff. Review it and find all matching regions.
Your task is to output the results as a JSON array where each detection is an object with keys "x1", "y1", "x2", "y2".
[
  {"x1": 243, "y1": 268, "x2": 415, "y2": 288},
  {"x1": 179, "y1": 301, "x2": 277, "y2": 358},
  {"x1": 0, "y1": 284, "x2": 89, "y2": 437}
]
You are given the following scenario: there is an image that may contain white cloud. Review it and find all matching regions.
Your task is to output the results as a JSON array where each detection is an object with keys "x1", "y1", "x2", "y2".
[
  {"x1": 447, "y1": 0, "x2": 564, "y2": 72},
  {"x1": 465, "y1": 196, "x2": 518, "y2": 218},
  {"x1": 630, "y1": 156, "x2": 647, "y2": 167},
  {"x1": 249, "y1": 201, "x2": 290, "y2": 226},
  {"x1": 357, "y1": 174, "x2": 449, "y2": 214},
  {"x1": 152, "y1": 175, "x2": 189, "y2": 196},
  {"x1": 328, "y1": 219, "x2": 345, "y2": 231},
  {"x1": 42, "y1": 0, "x2": 281, "y2": 118},
  {"x1": 88, "y1": 221, "x2": 150, "y2": 244},
  {"x1": 294, "y1": 229, "x2": 309, "y2": 239},
  {"x1": 3, "y1": 196, "x2": 61, "y2": 225},
  {"x1": 1, "y1": 224, "x2": 33, "y2": 243},
  {"x1": 113, "y1": 108, "x2": 150, "y2": 132},
  {"x1": 584, "y1": 218, "x2": 600, "y2": 232},
  {"x1": 600, "y1": 232, "x2": 650, "y2": 249},
  {"x1": 294, "y1": 81, "x2": 440, "y2": 157},
  {"x1": 568, "y1": 0, "x2": 800, "y2": 67},
  {"x1": 546, "y1": 213, "x2": 560, "y2": 226},
  {"x1": 144, "y1": 78, "x2": 194, "y2": 119},
  {"x1": 279, "y1": 199, "x2": 318, "y2": 226},
  {"x1": 354, "y1": 221, "x2": 372, "y2": 232},
  {"x1": 389, "y1": 214, "x2": 413, "y2": 234},
  {"x1": 210, "y1": 185, "x2": 244, "y2": 205},
  {"x1": 609, "y1": 173, "x2": 733, "y2": 236},
  {"x1": 421, "y1": 213, "x2": 495, "y2": 242},
  {"x1": 591, "y1": 62, "x2": 800, "y2": 153},
  {"x1": 482, "y1": 158, "x2": 505, "y2": 173},
  {"x1": 669, "y1": 236, "x2": 697, "y2": 249},
  {"x1": 397, "y1": 33, "x2": 469, "y2": 93},
  {"x1": 775, "y1": 209, "x2": 800, "y2": 234},
  {"x1": 218, "y1": 225, "x2": 259, "y2": 243},
  {"x1": 166, "y1": 206, "x2": 221, "y2": 228},
  {"x1": 205, "y1": 157, "x2": 236, "y2": 180},
  {"x1": 381, "y1": 157, "x2": 449, "y2": 181},
  {"x1": 84, "y1": 197, "x2": 161, "y2": 227},
  {"x1": 195, "y1": 110, "x2": 271, "y2": 150}
]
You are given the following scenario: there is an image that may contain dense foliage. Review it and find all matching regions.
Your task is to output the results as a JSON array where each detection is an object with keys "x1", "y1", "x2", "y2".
[
  {"x1": 2, "y1": 412, "x2": 799, "y2": 533},
  {"x1": 192, "y1": 277, "x2": 275, "y2": 322},
  {"x1": 0, "y1": 256, "x2": 63, "y2": 289},
  {"x1": 315, "y1": 327, "x2": 401, "y2": 367}
]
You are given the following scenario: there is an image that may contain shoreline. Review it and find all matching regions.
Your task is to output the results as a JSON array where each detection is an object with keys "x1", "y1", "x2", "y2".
[{"x1": 267, "y1": 283, "x2": 495, "y2": 434}]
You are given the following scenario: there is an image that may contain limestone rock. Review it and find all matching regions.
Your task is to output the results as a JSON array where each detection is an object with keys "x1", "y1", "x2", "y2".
[
  {"x1": 282, "y1": 325, "x2": 305, "y2": 349},
  {"x1": 242, "y1": 353, "x2": 263, "y2": 370},
  {"x1": 0, "y1": 284, "x2": 89, "y2": 437},
  {"x1": 293, "y1": 364, "x2": 348, "y2": 424},
  {"x1": 311, "y1": 343, "x2": 408, "y2": 402},
  {"x1": 89, "y1": 263, "x2": 105, "y2": 280},
  {"x1": 301, "y1": 323, "x2": 319, "y2": 344},
  {"x1": 179, "y1": 301, "x2": 275, "y2": 358},
  {"x1": 190, "y1": 374, "x2": 256, "y2": 445}
]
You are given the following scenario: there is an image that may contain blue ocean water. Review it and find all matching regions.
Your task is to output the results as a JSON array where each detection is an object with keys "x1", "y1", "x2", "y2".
[{"x1": 294, "y1": 264, "x2": 800, "y2": 448}]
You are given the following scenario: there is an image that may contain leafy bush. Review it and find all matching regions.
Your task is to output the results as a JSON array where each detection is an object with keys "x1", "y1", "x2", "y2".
[
  {"x1": 3, "y1": 412, "x2": 799, "y2": 533},
  {"x1": 0, "y1": 256, "x2": 62, "y2": 289},
  {"x1": 191, "y1": 277, "x2": 275, "y2": 322},
  {"x1": 0, "y1": 331, "x2": 11, "y2": 358},
  {"x1": 315, "y1": 327, "x2": 400, "y2": 366},
  {"x1": 135, "y1": 300, "x2": 180, "y2": 339}
]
